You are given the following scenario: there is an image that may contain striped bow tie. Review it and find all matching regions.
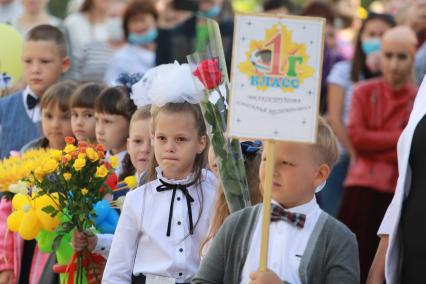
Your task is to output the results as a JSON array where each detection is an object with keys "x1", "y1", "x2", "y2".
[{"x1": 270, "y1": 203, "x2": 306, "y2": 228}]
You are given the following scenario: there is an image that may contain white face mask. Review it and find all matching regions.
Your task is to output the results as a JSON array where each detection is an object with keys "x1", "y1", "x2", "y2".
[{"x1": 106, "y1": 17, "x2": 124, "y2": 42}]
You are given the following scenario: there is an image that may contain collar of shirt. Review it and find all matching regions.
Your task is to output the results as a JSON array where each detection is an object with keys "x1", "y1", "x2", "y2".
[
  {"x1": 155, "y1": 166, "x2": 195, "y2": 185},
  {"x1": 22, "y1": 86, "x2": 41, "y2": 123}
]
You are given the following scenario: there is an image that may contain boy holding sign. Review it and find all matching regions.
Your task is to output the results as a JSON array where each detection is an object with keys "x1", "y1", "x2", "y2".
[{"x1": 192, "y1": 118, "x2": 359, "y2": 284}]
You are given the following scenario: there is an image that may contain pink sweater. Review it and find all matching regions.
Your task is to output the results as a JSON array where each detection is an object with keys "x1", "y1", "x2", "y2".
[{"x1": 0, "y1": 198, "x2": 50, "y2": 283}]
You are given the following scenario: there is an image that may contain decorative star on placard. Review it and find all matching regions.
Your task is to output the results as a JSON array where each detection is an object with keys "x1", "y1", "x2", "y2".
[
  {"x1": 247, "y1": 20, "x2": 252, "y2": 26},
  {"x1": 241, "y1": 36, "x2": 246, "y2": 41},
  {"x1": 309, "y1": 40, "x2": 314, "y2": 45},
  {"x1": 302, "y1": 119, "x2": 307, "y2": 125},
  {"x1": 236, "y1": 118, "x2": 241, "y2": 123},
  {"x1": 274, "y1": 130, "x2": 279, "y2": 136},
  {"x1": 302, "y1": 25, "x2": 306, "y2": 30},
  {"x1": 308, "y1": 90, "x2": 313, "y2": 96},
  {"x1": 240, "y1": 83, "x2": 245, "y2": 88}
]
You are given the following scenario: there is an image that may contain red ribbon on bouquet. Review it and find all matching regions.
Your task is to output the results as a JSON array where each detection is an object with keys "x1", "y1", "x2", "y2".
[{"x1": 53, "y1": 252, "x2": 106, "y2": 284}]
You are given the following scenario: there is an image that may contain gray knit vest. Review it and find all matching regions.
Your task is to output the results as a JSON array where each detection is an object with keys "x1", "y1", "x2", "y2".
[{"x1": 0, "y1": 92, "x2": 41, "y2": 158}]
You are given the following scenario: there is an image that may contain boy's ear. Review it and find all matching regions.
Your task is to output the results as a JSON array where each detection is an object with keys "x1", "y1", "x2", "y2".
[
  {"x1": 313, "y1": 164, "x2": 330, "y2": 188},
  {"x1": 61, "y1": 56, "x2": 71, "y2": 73}
]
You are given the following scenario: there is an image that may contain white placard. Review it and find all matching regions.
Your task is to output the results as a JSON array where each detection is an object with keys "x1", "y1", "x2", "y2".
[{"x1": 228, "y1": 13, "x2": 325, "y2": 142}]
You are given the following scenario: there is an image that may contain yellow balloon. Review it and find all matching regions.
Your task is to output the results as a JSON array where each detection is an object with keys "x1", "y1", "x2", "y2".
[
  {"x1": 7, "y1": 210, "x2": 24, "y2": 232},
  {"x1": 12, "y1": 193, "x2": 31, "y2": 210},
  {"x1": 34, "y1": 194, "x2": 59, "y2": 211},
  {"x1": 36, "y1": 208, "x2": 59, "y2": 231},
  {"x1": 19, "y1": 210, "x2": 41, "y2": 240},
  {"x1": 0, "y1": 24, "x2": 23, "y2": 88}
]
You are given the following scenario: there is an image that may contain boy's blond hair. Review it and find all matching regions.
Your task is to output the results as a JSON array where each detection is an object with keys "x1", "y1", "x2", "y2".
[
  {"x1": 26, "y1": 24, "x2": 68, "y2": 58},
  {"x1": 311, "y1": 116, "x2": 338, "y2": 168}
]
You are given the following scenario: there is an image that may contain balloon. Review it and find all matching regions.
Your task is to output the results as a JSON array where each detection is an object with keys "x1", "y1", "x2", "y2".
[
  {"x1": 94, "y1": 200, "x2": 119, "y2": 234},
  {"x1": 19, "y1": 210, "x2": 41, "y2": 240},
  {"x1": 0, "y1": 24, "x2": 23, "y2": 88},
  {"x1": 7, "y1": 210, "x2": 24, "y2": 232},
  {"x1": 12, "y1": 193, "x2": 30, "y2": 210},
  {"x1": 36, "y1": 208, "x2": 60, "y2": 231}
]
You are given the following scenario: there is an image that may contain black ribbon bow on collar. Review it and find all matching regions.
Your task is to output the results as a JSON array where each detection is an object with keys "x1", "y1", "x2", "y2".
[
  {"x1": 270, "y1": 203, "x2": 306, "y2": 228},
  {"x1": 26, "y1": 95, "x2": 39, "y2": 110},
  {"x1": 156, "y1": 179, "x2": 196, "y2": 237}
]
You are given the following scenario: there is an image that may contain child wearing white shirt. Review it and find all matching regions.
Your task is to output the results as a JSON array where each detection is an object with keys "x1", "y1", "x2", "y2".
[
  {"x1": 102, "y1": 62, "x2": 216, "y2": 283},
  {"x1": 193, "y1": 117, "x2": 359, "y2": 284}
]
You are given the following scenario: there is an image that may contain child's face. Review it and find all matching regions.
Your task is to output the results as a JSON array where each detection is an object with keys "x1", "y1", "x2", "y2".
[
  {"x1": 153, "y1": 111, "x2": 206, "y2": 180},
  {"x1": 95, "y1": 112, "x2": 129, "y2": 154},
  {"x1": 259, "y1": 141, "x2": 328, "y2": 208},
  {"x1": 23, "y1": 0, "x2": 48, "y2": 13},
  {"x1": 71, "y1": 107, "x2": 96, "y2": 143},
  {"x1": 22, "y1": 40, "x2": 70, "y2": 97},
  {"x1": 41, "y1": 104, "x2": 72, "y2": 150},
  {"x1": 127, "y1": 13, "x2": 156, "y2": 35},
  {"x1": 127, "y1": 119, "x2": 151, "y2": 174}
]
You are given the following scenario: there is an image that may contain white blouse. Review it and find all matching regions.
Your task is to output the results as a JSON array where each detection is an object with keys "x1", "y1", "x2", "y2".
[{"x1": 102, "y1": 168, "x2": 216, "y2": 283}]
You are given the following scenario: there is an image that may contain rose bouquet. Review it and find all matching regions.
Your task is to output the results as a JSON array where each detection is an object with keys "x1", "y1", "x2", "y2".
[
  {"x1": 188, "y1": 19, "x2": 251, "y2": 212},
  {"x1": 6, "y1": 137, "x2": 116, "y2": 284}
]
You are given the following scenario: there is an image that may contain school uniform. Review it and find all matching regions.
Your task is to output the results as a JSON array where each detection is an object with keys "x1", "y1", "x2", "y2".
[
  {"x1": 103, "y1": 167, "x2": 216, "y2": 284},
  {"x1": 0, "y1": 86, "x2": 42, "y2": 158},
  {"x1": 193, "y1": 198, "x2": 359, "y2": 284},
  {"x1": 379, "y1": 75, "x2": 426, "y2": 284}
]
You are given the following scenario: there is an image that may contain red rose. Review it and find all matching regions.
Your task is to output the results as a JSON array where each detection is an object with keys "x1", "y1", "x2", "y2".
[{"x1": 193, "y1": 58, "x2": 222, "y2": 90}]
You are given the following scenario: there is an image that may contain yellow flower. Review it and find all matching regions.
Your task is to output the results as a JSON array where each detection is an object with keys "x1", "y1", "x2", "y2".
[
  {"x1": 49, "y1": 150, "x2": 62, "y2": 161},
  {"x1": 63, "y1": 173, "x2": 72, "y2": 181},
  {"x1": 64, "y1": 154, "x2": 72, "y2": 161},
  {"x1": 109, "y1": 156, "x2": 119, "y2": 169},
  {"x1": 64, "y1": 144, "x2": 77, "y2": 154},
  {"x1": 86, "y1": 148, "x2": 99, "y2": 162},
  {"x1": 95, "y1": 165, "x2": 108, "y2": 178},
  {"x1": 73, "y1": 158, "x2": 86, "y2": 171},
  {"x1": 124, "y1": 176, "x2": 138, "y2": 189},
  {"x1": 42, "y1": 159, "x2": 59, "y2": 174},
  {"x1": 78, "y1": 153, "x2": 86, "y2": 159},
  {"x1": 34, "y1": 167, "x2": 44, "y2": 181},
  {"x1": 81, "y1": 188, "x2": 89, "y2": 195}
]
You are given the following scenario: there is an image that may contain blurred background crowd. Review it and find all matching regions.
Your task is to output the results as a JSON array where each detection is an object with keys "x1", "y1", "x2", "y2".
[{"x1": 2, "y1": 0, "x2": 426, "y2": 282}]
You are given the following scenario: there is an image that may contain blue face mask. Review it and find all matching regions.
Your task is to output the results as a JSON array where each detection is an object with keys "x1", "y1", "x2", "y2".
[
  {"x1": 361, "y1": 38, "x2": 381, "y2": 55},
  {"x1": 197, "y1": 5, "x2": 221, "y2": 18},
  {"x1": 128, "y1": 28, "x2": 158, "y2": 46}
]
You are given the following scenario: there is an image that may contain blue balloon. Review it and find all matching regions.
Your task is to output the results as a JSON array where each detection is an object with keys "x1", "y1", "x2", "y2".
[{"x1": 94, "y1": 200, "x2": 119, "y2": 234}]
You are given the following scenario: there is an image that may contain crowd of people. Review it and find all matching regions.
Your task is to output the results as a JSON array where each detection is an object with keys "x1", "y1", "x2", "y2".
[{"x1": 0, "y1": 0, "x2": 426, "y2": 283}]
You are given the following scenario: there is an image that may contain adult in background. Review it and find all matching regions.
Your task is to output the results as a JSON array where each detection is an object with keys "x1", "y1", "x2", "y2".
[
  {"x1": 0, "y1": 0, "x2": 22, "y2": 24},
  {"x1": 104, "y1": 0, "x2": 158, "y2": 85},
  {"x1": 65, "y1": 0, "x2": 111, "y2": 55},
  {"x1": 339, "y1": 26, "x2": 418, "y2": 283},
  {"x1": 320, "y1": 13, "x2": 395, "y2": 217}
]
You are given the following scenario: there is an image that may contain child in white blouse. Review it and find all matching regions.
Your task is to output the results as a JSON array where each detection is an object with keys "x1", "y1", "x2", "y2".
[{"x1": 102, "y1": 63, "x2": 216, "y2": 284}]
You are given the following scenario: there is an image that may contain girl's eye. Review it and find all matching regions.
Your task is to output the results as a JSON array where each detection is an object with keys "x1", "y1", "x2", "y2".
[
  {"x1": 85, "y1": 113, "x2": 93, "y2": 118},
  {"x1": 176, "y1": 137, "x2": 187, "y2": 142},
  {"x1": 157, "y1": 135, "x2": 166, "y2": 141},
  {"x1": 282, "y1": 160, "x2": 294, "y2": 166},
  {"x1": 133, "y1": 139, "x2": 141, "y2": 144}
]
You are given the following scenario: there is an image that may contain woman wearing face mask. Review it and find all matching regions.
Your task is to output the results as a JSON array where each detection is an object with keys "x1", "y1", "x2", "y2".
[
  {"x1": 319, "y1": 12, "x2": 396, "y2": 218},
  {"x1": 104, "y1": 0, "x2": 158, "y2": 85}
]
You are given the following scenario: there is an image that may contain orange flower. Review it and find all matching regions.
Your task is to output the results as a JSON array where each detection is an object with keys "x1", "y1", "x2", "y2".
[
  {"x1": 98, "y1": 151, "x2": 105, "y2": 159},
  {"x1": 65, "y1": 137, "x2": 75, "y2": 145},
  {"x1": 96, "y1": 144, "x2": 105, "y2": 152},
  {"x1": 78, "y1": 141, "x2": 87, "y2": 148}
]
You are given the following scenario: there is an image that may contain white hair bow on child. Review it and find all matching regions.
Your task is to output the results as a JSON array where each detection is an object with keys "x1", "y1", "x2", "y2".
[{"x1": 131, "y1": 61, "x2": 204, "y2": 108}]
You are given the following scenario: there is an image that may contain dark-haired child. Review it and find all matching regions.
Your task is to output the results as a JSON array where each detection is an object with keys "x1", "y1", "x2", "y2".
[{"x1": 71, "y1": 82, "x2": 106, "y2": 144}]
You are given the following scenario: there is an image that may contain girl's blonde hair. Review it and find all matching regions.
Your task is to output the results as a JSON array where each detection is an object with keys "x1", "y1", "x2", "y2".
[
  {"x1": 119, "y1": 105, "x2": 152, "y2": 181},
  {"x1": 145, "y1": 102, "x2": 208, "y2": 184},
  {"x1": 200, "y1": 149, "x2": 262, "y2": 254}
]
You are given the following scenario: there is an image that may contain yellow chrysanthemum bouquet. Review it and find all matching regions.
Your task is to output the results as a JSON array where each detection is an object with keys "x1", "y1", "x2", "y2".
[{"x1": 6, "y1": 137, "x2": 117, "y2": 284}]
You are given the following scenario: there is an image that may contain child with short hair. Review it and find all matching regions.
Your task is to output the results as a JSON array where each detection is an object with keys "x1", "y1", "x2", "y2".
[
  {"x1": 95, "y1": 86, "x2": 137, "y2": 177},
  {"x1": 120, "y1": 105, "x2": 152, "y2": 183},
  {"x1": 193, "y1": 117, "x2": 360, "y2": 284},
  {"x1": 0, "y1": 24, "x2": 70, "y2": 159},
  {"x1": 102, "y1": 62, "x2": 216, "y2": 283},
  {"x1": 0, "y1": 80, "x2": 76, "y2": 284},
  {"x1": 70, "y1": 82, "x2": 106, "y2": 143}
]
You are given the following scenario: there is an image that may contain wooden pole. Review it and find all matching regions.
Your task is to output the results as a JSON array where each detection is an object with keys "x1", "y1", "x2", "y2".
[{"x1": 258, "y1": 140, "x2": 275, "y2": 271}]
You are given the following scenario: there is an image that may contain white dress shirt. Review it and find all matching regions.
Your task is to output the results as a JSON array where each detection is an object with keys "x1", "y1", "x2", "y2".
[
  {"x1": 103, "y1": 168, "x2": 217, "y2": 283},
  {"x1": 23, "y1": 86, "x2": 41, "y2": 123},
  {"x1": 240, "y1": 197, "x2": 321, "y2": 284}
]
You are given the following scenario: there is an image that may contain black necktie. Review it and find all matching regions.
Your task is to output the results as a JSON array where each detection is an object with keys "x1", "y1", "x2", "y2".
[
  {"x1": 156, "y1": 179, "x2": 196, "y2": 237},
  {"x1": 26, "y1": 95, "x2": 39, "y2": 110},
  {"x1": 270, "y1": 203, "x2": 306, "y2": 228}
]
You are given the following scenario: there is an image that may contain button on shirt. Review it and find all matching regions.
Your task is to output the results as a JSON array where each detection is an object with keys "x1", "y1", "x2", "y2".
[
  {"x1": 103, "y1": 168, "x2": 216, "y2": 283},
  {"x1": 240, "y1": 198, "x2": 321, "y2": 284}
]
